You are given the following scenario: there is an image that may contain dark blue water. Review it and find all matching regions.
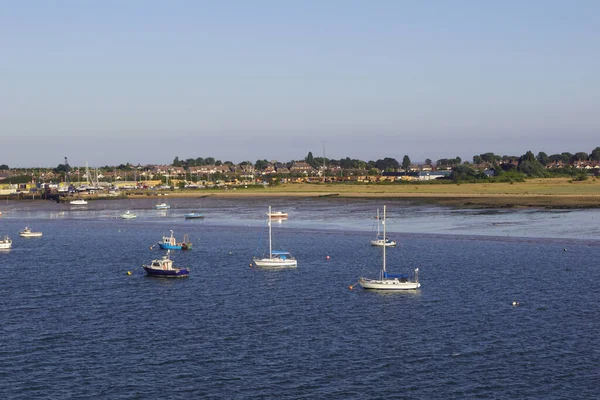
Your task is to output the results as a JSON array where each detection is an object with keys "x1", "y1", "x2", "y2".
[{"x1": 1, "y1": 199, "x2": 599, "y2": 399}]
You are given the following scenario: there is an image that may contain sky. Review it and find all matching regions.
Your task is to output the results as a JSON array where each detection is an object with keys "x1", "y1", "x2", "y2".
[{"x1": 1, "y1": 0, "x2": 599, "y2": 168}]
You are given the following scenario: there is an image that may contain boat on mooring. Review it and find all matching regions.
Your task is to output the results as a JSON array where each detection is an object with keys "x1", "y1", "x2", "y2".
[
  {"x1": 19, "y1": 226, "x2": 43, "y2": 237},
  {"x1": 357, "y1": 205, "x2": 420, "y2": 290},
  {"x1": 370, "y1": 208, "x2": 397, "y2": 247},
  {"x1": 120, "y1": 210, "x2": 137, "y2": 219},
  {"x1": 155, "y1": 202, "x2": 170, "y2": 210},
  {"x1": 252, "y1": 206, "x2": 297, "y2": 268},
  {"x1": 0, "y1": 235, "x2": 12, "y2": 250},
  {"x1": 143, "y1": 250, "x2": 190, "y2": 278},
  {"x1": 70, "y1": 198, "x2": 88, "y2": 205},
  {"x1": 156, "y1": 230, "x2": 192, "y2": 250},
  {"x1": 184, "y1": 212, "x2": 204, "y2": 219},
  {"x1": 267, "y1": 210, "x2": 288, "y2": 220}
]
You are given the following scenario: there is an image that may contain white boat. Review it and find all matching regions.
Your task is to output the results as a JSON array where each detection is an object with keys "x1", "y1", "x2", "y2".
[
  {"x1": 267, "y1": 211, "x2": 288, "y2": 220},
  {"x1": 19, "y1": 226, "x2": 42, "y2": 237},
  {"x1": 0, "y1": 235, "x2": 12, "y2": 249},
  {"x1": 70, "y1": 198, "x2": 88, "y2": 205},
  {"x1": 370, "y1": 208, "x2": 396, "y2": 246},
  {"x1": 120, "y1": 210, "x2": 137, "y2": 219},
  {"x1": 359, "y1": 205, "x2": 420, "y2": 290},
  {"x1": 253, "y1": 206, "x2": 297, "y2": 268},
  {"x1": 155, "y1": 202, "x2": 170, "y2": 210}
]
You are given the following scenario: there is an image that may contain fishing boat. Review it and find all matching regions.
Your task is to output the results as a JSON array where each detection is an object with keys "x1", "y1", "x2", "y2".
[
  {"x1": 19, "y1": 226, "x2": 42, "y2": 237},
  {"x1": 370, "y1": 208, "x2": 397, "y2": 246},
  {"x1": 358, "y1": 205, "x2": 420, "y2": 290},
  {"x1": 252, "y1": 206, "x2": 297, "y2": 268},
  {"x1": 70, "y1": 198, "x2": 88, "y2": 205},
  {"x1": 0, "y1": 235, "x2": 12, "y2": 250},
  {"x1": 143, "y1": 250, "x2": 190, "y2": 278},
  {"x1": 267, "y1": 211, "x2": 288, "y2": 220},
  {"x1": 120, "y1": 210, "x2": 137, "y2": 219},
  {"x1": 155, "y1": 202, "x2": 170, "y2": 210},
  {"x1": 156, "y1": 230, "x2": 192, "y2": 250},
  {"x1": 184, "y1": 212, "x2": 204, "y2": 219}
]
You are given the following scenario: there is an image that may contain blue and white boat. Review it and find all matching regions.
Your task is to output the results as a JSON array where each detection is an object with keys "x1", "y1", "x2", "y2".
[
  {"x1": 143, "y1": 250, "x2": 189, "y2": 278},
  {"x1": 157, "y1": 230, "x2": 192, "y2": 250},
  {"x1": 155, "y1": 202, "x2": 170, "y2": 210},
  {"x1": 252, "y1": 206, "x2": 297, "y2": 268},
  {"x1": 358, "y1": 206, "x2": 420, "y2": 290},
  {"x1": 184, "y1": 212, "x2": 204, "y2": 219}
]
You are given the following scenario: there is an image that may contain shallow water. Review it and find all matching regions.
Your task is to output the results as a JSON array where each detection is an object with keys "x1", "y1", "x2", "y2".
[{"x1": 0, "y1": 199, "x2": 598, "y2": 399}]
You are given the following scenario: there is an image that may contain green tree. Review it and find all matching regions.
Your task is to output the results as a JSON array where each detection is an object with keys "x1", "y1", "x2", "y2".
[
  {"x1": 473, "y1": 155, "x2": 482, "y2": 164},
  {"x1": 590, "y1": 147, "x2": 600, "y2": 161},
  {"x1": 425, "y1": 158, "x2": 432, "y2": 166},
  {"x1": 401, "y1": 155, "x2": 411, "y2": 172},
  {"x1": 536, "y1": 152, "x2": 550, "y2": 166},
  {"x1": 173, "y1": 157, "x2": 181, "y2": 167},
  {"x1": 517, "y1": 151, "x2": 546, "y2": 177},
  {"x1": 0, "y1": 164, "x2": 8, "y2": 170}
]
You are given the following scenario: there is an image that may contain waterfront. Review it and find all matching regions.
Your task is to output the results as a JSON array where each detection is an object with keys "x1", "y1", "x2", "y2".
[{"x1": 1, "y1": 198, "x2": 599, "y2": 399}]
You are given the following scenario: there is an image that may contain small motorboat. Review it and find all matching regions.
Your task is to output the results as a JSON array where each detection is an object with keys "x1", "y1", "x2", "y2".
[
  {"x1": 143, "y1": 250, "x2": 190, "y2": 278},
  {"x1": 0, "y1": 235, "x2": 12, "y2": 250},
  {"x1": 19, "y1": 226, "x2": 43, "y2": 238},
  {"x1": 184, "y1": 212, "x2": 204, "y2": 219},
  {"x1": 120, "y1": 210, "x2": 137, "y2": 219},
  {"x1": 156, "y1": 230, "x2": 192, "y2": 250},
  {"x1": 267, "y1": 211, "x2": 288, "y2": 220},
  {"x1": 70, "y1": 199, "x2": 88, "y2": 205},
  {"x1": 155, "y1": 202, "x2": 170, "y2": 210}
]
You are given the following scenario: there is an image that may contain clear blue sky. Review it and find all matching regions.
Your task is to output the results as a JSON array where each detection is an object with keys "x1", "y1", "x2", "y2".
[{"x1": 1, "y1": 0, "x2": 598, "y2": 168}]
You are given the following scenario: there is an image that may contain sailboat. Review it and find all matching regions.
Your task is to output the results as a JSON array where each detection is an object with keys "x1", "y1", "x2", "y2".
[
  {"x1": 359, "y1": 205, "x2": 420, "y2": 290},
  {"x1": 252, "y1": 206, "x2": 297, "y2": 268},
  {"x1": 370, "y1": 208, "x2": 397, "y2": 246}
]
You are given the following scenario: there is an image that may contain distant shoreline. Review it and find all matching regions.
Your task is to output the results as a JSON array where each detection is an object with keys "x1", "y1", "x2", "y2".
[{"x1": 3, "y1": 178, "x2": 599, "y2": 209}]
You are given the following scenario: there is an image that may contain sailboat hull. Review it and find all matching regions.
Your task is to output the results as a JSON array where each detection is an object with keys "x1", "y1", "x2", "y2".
[
  {"x1": 359, "y1": 278, "x2": 420, "y2": 290},
  {"x1": 253, "y1": 258, "x2": 297, "y2": 268},
  {"x1": 370, "y1": 239, "x2": 397, "y2": 247}
]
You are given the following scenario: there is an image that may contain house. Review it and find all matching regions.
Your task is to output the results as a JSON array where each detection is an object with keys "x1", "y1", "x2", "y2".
[{"x1": 290, "y1": 161, "x2": 315, "y2": 175}]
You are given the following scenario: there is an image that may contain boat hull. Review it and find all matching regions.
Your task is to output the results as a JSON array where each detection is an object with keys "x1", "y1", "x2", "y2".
[
  {"x1": 359, "y1": 278, "x2": 420, "y2": 290},
  {"x1": 253, "y1": 258, "x2": 297, "y2": 268},
  {"x1": 370, "y1": 240, "x2": 396, "y2": 247},
  {"x1": 158, "y1": 243, "x2": 191, "y2": 250},
  {"x1": 20, "y1": 233, "x2": 42, "y2": 238},
  {"x1": 0, "y1": 243, "x2": 11, "y2": 249},
  {"x1": 184, "y1": 214, "x2": 204, "y2": 219},
  {"x1": 143, "y1": 266, "x2": 190, "y2": 277}
]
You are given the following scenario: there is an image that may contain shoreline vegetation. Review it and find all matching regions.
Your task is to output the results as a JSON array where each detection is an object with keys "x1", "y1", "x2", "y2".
[{"x1": 4, "y1": 178, "x2": 599, "y2": 209}]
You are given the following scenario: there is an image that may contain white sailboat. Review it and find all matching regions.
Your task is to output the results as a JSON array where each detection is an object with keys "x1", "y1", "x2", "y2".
[
  {"x1": 370, "y1": 208, "x2": 397, "y2": 246},
  {"x1": 252, "y1": 206, "x2": 297, "y2": 268},
  {"x1": 359, "y1": 205, "x2": 420, "y2": 290}
]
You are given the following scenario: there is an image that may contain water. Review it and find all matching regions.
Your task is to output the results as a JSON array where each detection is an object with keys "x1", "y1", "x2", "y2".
[{"x1": 1, "y1": 198, "x2": 599, "y2": 399}]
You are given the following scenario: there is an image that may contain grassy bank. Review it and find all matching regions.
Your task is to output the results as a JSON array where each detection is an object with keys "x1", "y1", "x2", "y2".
[{"x1": 124, "y1": 178, "x2": 600, "y2": 208}]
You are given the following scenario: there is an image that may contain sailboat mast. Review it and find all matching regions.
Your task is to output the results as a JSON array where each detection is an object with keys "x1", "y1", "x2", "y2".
[
  {"x1": 376, "y1": 208, "x2": 380, "y2": 238},
  {"x1": 383, "y1": 205, "x2": 387, "y2": 275},
  {"x1": 268, "y1": 205, "x2": 272, "y2": 259}
]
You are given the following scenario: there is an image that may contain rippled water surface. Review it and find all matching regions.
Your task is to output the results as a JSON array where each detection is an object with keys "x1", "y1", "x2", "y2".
[{"x1": 1, "y1": 198, "x2": 599, "y2": 399}]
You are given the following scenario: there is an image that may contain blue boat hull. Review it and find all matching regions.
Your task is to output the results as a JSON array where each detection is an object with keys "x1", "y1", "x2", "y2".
[
  {"x1": 143, "y1": 266, "x2": 189, "y2": 277},
  {"x1": 158, "y1": 243, "x2": 183, "y2": 250}
]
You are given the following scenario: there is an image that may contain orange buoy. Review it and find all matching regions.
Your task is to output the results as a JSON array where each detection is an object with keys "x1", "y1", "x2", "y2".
[
  {"x1": 326, "y1": 255, "x2": 330, "y2": 260},
  {"x1": 348, "y1": 286, "x2": 353, "y2": 290}
]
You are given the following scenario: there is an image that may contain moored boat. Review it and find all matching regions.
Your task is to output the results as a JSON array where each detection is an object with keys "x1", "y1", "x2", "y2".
[
  {"x1": 120, "y1": 210, "x2": 137, "y2": 219},
  {"x1": 70, "y1": 198, "x2": 88, "y2": 205},
  {"x1": 252, "y1": 206, "x2": 297, "y2": 268},
  {"x1": 0, "y1": 235, "x2": 12, "y2": 249},
  {"x1": 156, "y1": 230, "x2": 192, "y2": 250},
  {"x1": 357, "y1": 205, "x2": 420, "y2": 291},
  {"x1": 155, "y1": 202, "x2": 170, "y2": 210},
  {"x1": 143, "y1": 250, "x2": 190, "y2": 277},
  {"x1": 19, "y1": 226, "x2": 43, "y2": 237},
  {"x1": 184, "y1": 212, "x2": 204, "y2": 219},
  {"x1": 267, "y1": 211, "x2": 288, "y2": 219},
  {"x1": 370, "y1": 208, "x2": 397, "y2": 246}
]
